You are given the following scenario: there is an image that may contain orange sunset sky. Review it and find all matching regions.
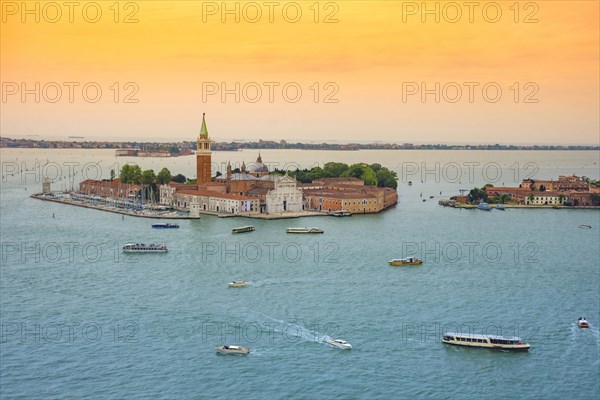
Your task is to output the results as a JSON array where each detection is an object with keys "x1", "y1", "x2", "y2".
[{"x1": 1, "y1": 0, "x2": 599, "y2": 144}]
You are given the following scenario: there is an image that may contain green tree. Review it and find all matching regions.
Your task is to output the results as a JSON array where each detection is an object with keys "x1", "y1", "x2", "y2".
[
  {"x1": 369, "y1": 163, "x2": 382, "y2": 173},
  {"x1": 323, "y1": 162, "x2": 349, "y2": 177},
  {"x1": 119, "y1": 164, "x2": 131, "y2": 183},
  {"x1": 469, "y1": 187, "x2": 487, "y2": 203},
  {"x1": 110, "y1": 169, "x2": 115, "y2": 182},
  {"x1": 129, "y1": 165, "x2": 142, "y2": 184},
  {"x1": 308, "y1": 166, "x2": 328, "y2": 181},
  {"x1": 157, "y1": 167, "x2": 171, "y2": 185},
  {"x1": 172, "y1": 174, "x2": 186, "y2": 183},
  {"x1": 141, "y1": 169, "x2": 156, "y2": 185},
  {"x1": 376, "y1": 168, "x2": 398, "y2": 189},
  {"x1": 528, "y1": 194, "x2": 534, "y2": 204},
  {"x1": 343, "y1": 164, "x2": 377, "y2": 186},
  {"x1": 362, "y1": 167, "x2": 378, "y2": 186}
]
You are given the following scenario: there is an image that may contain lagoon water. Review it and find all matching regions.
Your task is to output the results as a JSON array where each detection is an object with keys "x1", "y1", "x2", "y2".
[{"x1": 1, "y1": 149, "x2": 599, "y2": 399}]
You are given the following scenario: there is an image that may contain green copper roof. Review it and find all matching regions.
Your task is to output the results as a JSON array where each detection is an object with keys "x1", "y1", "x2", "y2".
[{"x1": 200, "y1": 113, "x2": 208, "y2": 136}]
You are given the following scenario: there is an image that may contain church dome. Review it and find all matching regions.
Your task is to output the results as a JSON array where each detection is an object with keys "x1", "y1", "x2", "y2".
[{"x1": 248, "y1": 152, "x2": 269, "y2": 173}]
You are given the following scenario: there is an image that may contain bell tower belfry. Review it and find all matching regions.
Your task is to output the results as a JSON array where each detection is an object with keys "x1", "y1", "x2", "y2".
[{"x1": 196, "y1": 113, "x2": 212, "y2": 184}]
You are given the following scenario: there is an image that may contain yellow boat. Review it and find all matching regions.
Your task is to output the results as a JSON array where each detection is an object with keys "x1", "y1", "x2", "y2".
[
  {"x1": 388, "y1": 257, "x2": 423, "y2": 266},
  {"x1": 228, "y1": 281, "x2": 249, "y2": 288},
  {"x1": 216, "y1": 345, "x2": 250, "y2": 355}
]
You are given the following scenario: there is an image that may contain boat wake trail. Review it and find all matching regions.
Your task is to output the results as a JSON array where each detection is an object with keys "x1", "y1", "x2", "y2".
[
  {"x1": 253, "y1": 313, "x2": 334, "y2": 345},
  {"x1": 563, "y1": 323, "x2": 600, "y2": 365}
]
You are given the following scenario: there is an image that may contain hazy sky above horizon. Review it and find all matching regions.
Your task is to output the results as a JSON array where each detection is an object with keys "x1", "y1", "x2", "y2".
[{"x1": 1, "y1": 1, "x2": 599, "y2": 144}]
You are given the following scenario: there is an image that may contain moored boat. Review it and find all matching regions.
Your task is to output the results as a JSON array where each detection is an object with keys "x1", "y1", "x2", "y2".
[
  {"x1": 286, "y1": 227, "x2": 324, "y2": 234},
  {"x1": 151, "y1": 223, "x2": 179, "y2": 228},
  {"x1": 216, "y1": 345, "x2": 250, "y2": 355},
  {"x1": 577, "y1": 317, "x2": 589, "y2": 328},
  {"x1": 442, "y1": 332, "x2": 530, "y2": 352},
  {"x1": 329, "y1": 210, "x2": 352, "y2": 217},
  {"x1": 495, "y1": 204, "x2": 505, "y2": 210},
  {"x1": 122, "y1": 243, "x2": 168, "y2": 253},
  {"x1": 228, "y1": 281, "x2": 249, "y2": 288},
  {"x1": 325, "y1": 338, "x2": 352, "y2": 350},
  {"x1": 388, "y1": 257, "x2": 423, "y2": 266},
  {"x1": 232, "y1": 226, "x2": 255, "y2": 234},
  {"x1": 476, "y1": 202, "x2": 492, "y2": 211}
]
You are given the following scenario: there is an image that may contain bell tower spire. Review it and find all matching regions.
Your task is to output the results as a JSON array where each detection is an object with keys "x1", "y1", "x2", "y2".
[{"x1": 196, "y1": 113, "x2": 212, "y2": 184}]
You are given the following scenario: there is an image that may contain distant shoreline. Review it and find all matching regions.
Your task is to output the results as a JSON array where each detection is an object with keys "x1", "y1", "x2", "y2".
[{"x1": 2, "y1": 137, "x2": 598, "y2": 152}]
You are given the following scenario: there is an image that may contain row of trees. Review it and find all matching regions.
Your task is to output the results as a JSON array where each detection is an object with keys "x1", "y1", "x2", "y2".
[
  {"x1": 116, "y1": 166, "x2": 187, "y2": 185},
  {"x1": 112, "y1": 161, "x2": 399, "y2": 188},
  {"x1": 117, "y1": 165, "x2": 173, "y2": 185},
  {"x1": 278, "y1": 162, "x2": 398, "y2": 189}
]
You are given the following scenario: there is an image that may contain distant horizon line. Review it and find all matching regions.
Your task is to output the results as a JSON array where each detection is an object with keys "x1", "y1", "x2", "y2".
[{"x1": 1, "y1": 136, "x2": 599, "y2": 148}]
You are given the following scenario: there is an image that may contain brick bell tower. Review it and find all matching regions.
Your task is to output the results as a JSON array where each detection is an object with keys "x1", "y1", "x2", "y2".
[{"x1": 196, "y1": 113, "x2": 212, "y2": 184}]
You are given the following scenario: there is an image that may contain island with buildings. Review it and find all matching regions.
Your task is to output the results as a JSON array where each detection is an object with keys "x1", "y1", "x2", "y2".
[
  {"x1": 441, "y1": 175, "x2": 600, "y2": 208},
  {"x1": 31, "y1": 114, "x2": 398, "y2": 219}
]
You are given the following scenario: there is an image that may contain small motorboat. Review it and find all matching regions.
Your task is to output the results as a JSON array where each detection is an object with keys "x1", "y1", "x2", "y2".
[
  {"x1": 388, "y1": 257, "x2": 423, "y2": 266},
  {"x1": 577, "y1": 317, "x2": 589, "y2": 328},
  {"x1": 579, "y1": 224, "x2": 592, "y2": 229},
  {"x1": 325, "y1": 338, "x2": 352, "y2": 350},
  {"x1": 216, "y1": 345, "x2": 250, "y2": 355},
  {"x1": 228, "y1": 281, "x2": 249, "y2": 288},
  {"x1": 495, "y1": 204, "x2": 505, "y2": 210}
]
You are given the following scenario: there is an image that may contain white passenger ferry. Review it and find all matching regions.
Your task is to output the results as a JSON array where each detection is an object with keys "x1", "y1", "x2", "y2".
[
  {"x1": 286, "y1": 227, "x2": 324, "y2": 234},
  {"x1": 122, "y1": 243, "x2": 168, "y2": 253},
  {"x1": 442, "y1": 332, "x2": 530, "y2": 352}
]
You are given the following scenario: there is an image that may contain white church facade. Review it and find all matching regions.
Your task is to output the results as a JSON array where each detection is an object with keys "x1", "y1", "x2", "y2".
[{"x1": 265, "y1": 174, "x2": 304, "y2": 213}]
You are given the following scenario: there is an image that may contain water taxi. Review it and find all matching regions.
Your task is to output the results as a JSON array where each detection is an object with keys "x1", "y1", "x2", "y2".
[
  {"x1": 388, "y1": 257, "x2": 423, "y2": 266},
  {"x1": 577, "y1": 317, "x2": 589, "y2": 328},
  {"x1": 216, "y1": 345, "x2": 250, "y2": 355},
  {"x1": 151, "y1": 223, "x2": 179, "y2": 228},
  {"x1": 442, "y1": 332, "x2": 530, "y2": 352},
  {"x1": 228, "y1": 281, "x2": 249, "y2": 288},
  {"x1": 122, "y1": 243, "x2": 168, "y2": 253},
  {"x1": 325, "y1": 338, "x2": 352, "y2": 350},
  {"x1": 232, "y1": 226, "x2": 255, "y2": 234},
  {"x1": 286, "y1": 227, "x2": 324, "y2": 234},
  {"x1": 329, "y1": 210, "x2": 352, "y2": 217},
  {"x1": 476, "y1": 202, "x2": 492, "y2": 211}
]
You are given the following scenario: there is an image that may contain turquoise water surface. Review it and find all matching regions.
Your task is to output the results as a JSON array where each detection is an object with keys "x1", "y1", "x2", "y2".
[{"x1": 1, "y1": 149, "x2": 599, "y2": 399}]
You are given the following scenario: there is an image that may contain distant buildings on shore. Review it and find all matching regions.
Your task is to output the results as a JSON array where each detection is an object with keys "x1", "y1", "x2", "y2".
[
  {"x1": 2, "y1": 136, "x2": 598, "y2": 152},
  {"x1": 115, "y1": 149, "x2": 193, "y2": 157},
  {"x1": 450, "y1": 175, "x2": 600, "y2": 207}
]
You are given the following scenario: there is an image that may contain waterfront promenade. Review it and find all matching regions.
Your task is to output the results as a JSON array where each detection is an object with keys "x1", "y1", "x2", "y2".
[
  {"x1": 31, "y1": 194, "x2": 199, "y2": 219},
  {"x1": 31, "y1": 193, "x2": 327, "y2": 219}
]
